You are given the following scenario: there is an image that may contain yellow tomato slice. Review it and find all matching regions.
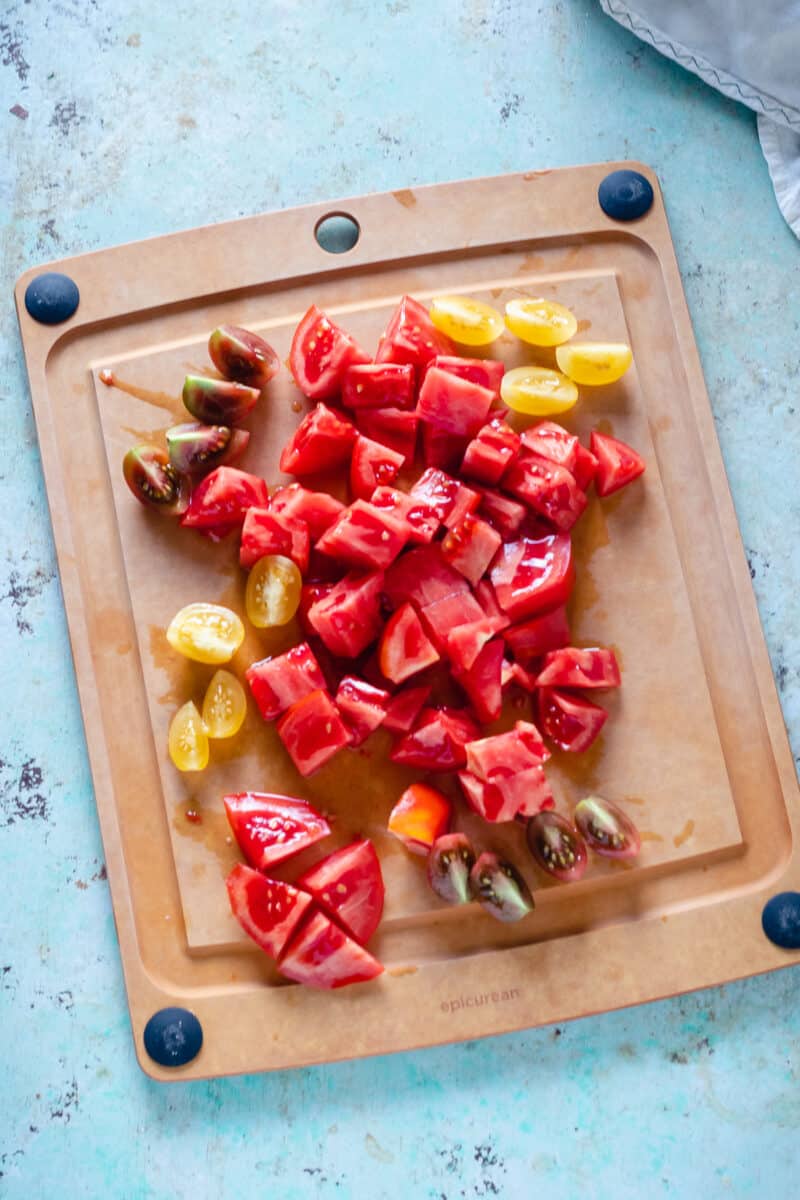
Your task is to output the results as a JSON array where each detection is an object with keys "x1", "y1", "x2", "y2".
[
  {"x1": 201, "y1": 669, "x2": 247, "y2": 738},
  {"x1": 166, "y1": 602, "x2": 244, "y2": 664},
  {"x1": 168, "y1": 701, "x2": 210, "y2": 771},
  {"x1": 429, "y1": 295, "x2": 504, "y2": 347},
  {"x1": 555, "y1": 342, "x2": 632, "y2": 386},
  {"x1": 245, "y1": 554, "x2": 302, "y2": 628},
  {"x1": 500, "y1": 365, "x2": 579, "y2": 415},
  {"x1": 504, "y1": 298, "x2": 578, "y2": 347}
]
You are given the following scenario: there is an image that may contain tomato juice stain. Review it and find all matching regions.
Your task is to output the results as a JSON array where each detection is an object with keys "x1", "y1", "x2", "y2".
[
  {"x1": 99, "y1": 368, "x2": 181, "y2": 415},
  {"x1": 673, "y1": 819, "x2": 695, "y2": 847}
]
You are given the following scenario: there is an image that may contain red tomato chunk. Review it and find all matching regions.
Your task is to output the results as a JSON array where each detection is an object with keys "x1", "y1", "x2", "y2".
[
  {"x1": 350, "y1": 435, "x2": 405, "y2": 501},
  {"x1": 279, "y1": 910, "x2": 384, "y2": 989},
  {"x1": 298, "y1": 840, "x2": 385, "y2": 944},
  {"x1": 246, "y1": 642, "x2": 326, "y2": 721},
  {"x1": 341, "y1": 362, "x2": 415, "y2": 410},
  {"x1": 590, "y1": 431, "x2": 646, "y2": 497},
  {"x1": 538, "y1": 687, "x2": 608, "y2": 752},
  {"x1": 315, "y1": 500, "x2": 408, "y2": 570},
  {"x1": 306, "y1": 570, "x2": 384, "y2": 657},
  {"x1": 502, "y1": 451, "x2": 587, "y2": 532},
  {"x1": 375, "y1": 294, "x2": 455, "y2": 373},
  {"x1": 226, "y1": 864, "x2": 313, "y2": 958},
  {"x1": 520, "y1": 421, "x2": 579, "y2": 473},
  {"x1": 390, "y1": 707, "x2": 480, "y2": 771},
  {"x1": 334, "y1": 676, "x2": 390, "y2": 746},
  {"x1": 382, "y1": 683, "x2": 432, "y2": 734},
  {"x1": 409, "y1": 468, "x2": 480, "y2": 530},
  {"x1": 223, "y1": 791, "x2": 331, "y2": 870},
  {"x1": 277, "y1": 689, "x2": 353, "y2": 776},
  {"x1": 417, "y1": 367, "x2": 495, "y2": 438},
  {"x1": 452, "y1": 636, "x2": 505, "y2": 723},
  {"x1": 421, "y1": 424, "x2": 469, "y2": 471},
  {"x1": 379, "y1": 602, "x2": 440, "y2": 684},
  {"x1": 180, "y1": 466, "x2": 268, "y2": 535},
  {"x1": 419, "y1": 588, "x2": 485, "y2": 652},
  {"x1": 429, "y1": 354, "x2": 504, "y2": 393},
  {"x1": 383, "y1": 544, "x2": 469, "y2": 610},
  {"x1": 279, "y1": 403, "x2": 357, "y2": 476},
  {"x1": 289, "y1": 305, "x2": 370, "y2": 400},
  {"x1": 239, "y1": 506, "x2": 310, "y2": 572},
  {"x1": 536, "y1": 646, "x2": 621, "y2": 689},
  {"x1": 355, "y1": 406, "x2": 419, "y2": 464},
  {"x1": 388, "y1": 784, "x2": 452, "y2": 855},
  {"x1": 461, "y1": 417, "x2": 521, "y2": 485},
  {"x1": 269, "y1": 483, "x2": 345, "y2": 541},
  {"x1": 441, "y1": 513, "x2": 502, "y2": 586},
  {"x1": 370, "y1": 485, "x2": 441, "y2": 544},
  {"x1": 503, "y1": 604, "x2": 571, "y2": 661},
  {"x1": 490, "y1": 533, "x2": 575, "y2": 623}
]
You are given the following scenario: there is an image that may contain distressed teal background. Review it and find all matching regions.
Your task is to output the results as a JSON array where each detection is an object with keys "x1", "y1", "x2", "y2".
[{"x1": 2, "y1": 1, "x2": 800, "y2": 1196}]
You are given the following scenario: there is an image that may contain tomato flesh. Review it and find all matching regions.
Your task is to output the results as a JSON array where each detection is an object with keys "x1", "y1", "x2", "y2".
[
  {"x1": 461, "y1": 417, "x2": 521, "y2": 485},
  {"x1": 526, "y1": 812, "x2": 588, "y2": 882},
  {"x1": 500, "y1": 365, "x2": 578, "y2": 416},
  {"x1": 166, "y1": 602, "x2": 245, "y2": 664},
  {"x1": 574, "y1": 796, "x2": 641, "y2": 859},
  {"x1": 299, "y1": 839, "x2": 385, "y2": 944},
  {"x1": 572, "y1": 443, "x2": 599, "y2": 492},
  {"x1": 419, "y1": 588, "x2": 485, "y2": 653},
  {"x1": 375, "y1": 294, "x2": 456, "y2": 373},
  {"x1": 505, "y1": 297, "x2": 578, "y2": 347},
  {"x1": 417, "y1": 367, "x2": 495, "y2": 438},
  {"x1": 202, "y1": 669, "x2": 247, "y2": 738},
  {"x1": 441, "y1": 513, "x2": 502, "y2": 587},
  {"x1": 279, "y1": 402, "x2": 357, "y2": 476},
  {"x1": 520, "y1": 421, "x2": 579, "y2": 473},
  {"x1": 555, "y1": 342, "x2": 632, "y2": 386},
  {"x1": 245, "y1": 642, "x2": 326, "y2": 721},
  {"x1": 334, "y1": 676, "x2": 390, "y2": 746},
  {"x1": 536, "y1": 646, "x2": 621, "y2": 689},
  {"x1": 168, "y1": 700, "x2": 209, "y2": 771},
  {"x1": 390, "y1": 707, "x2": 480, "y2": 771},
  {"x1": 223, "y1": 791, "x2": 331, "y2": 869},
  {"x1": 490, "y1": 534, "x2": 575, "y2": 623},
  {"x1": 277, "y1": 689, "x2": 353, "y2": 776},
  {"x1": 269, "y1": 483, "x2": 345, "y2": 541},
  {"x1": 123, "y1": 444, "x2": 190, "y2": 514},
  {"x1": 355, "y1": 407, "x2": 418, "y2": 464},
  {"x1": 465, "y1": 721, "x2": 549, "y2": 782},
  {"x1": 590, "y1": 431, "x2": 646, "y2": 497},
  {"x1": 459, "y1": 765, "x2": 553, "y2": 822},
  {"x1": 446, "y1": 614, "x2": 508, "y2": 673},
  {"x1": 240, "y1": 507, "x2": 310, "y2": 573},
  {"x1": 369, "y1": 485, "x2": 441, "y2": 544},
  {"x1": 409, "y1": 468, "x2": 480, "y2": 531},
  {"x1": 226, "y1": 864, "x2": 314, "y2": 958},
  {"x1": 289, "y1": 305, "x2": 370, "y2": 400},
  {"x1": 388, "y1": 783, "x2": 452, "y2": 854},
  {"x1": 350, "y1": 435, "x2": 405, "y2": 501},
  {"x1": 451, "y1": 636, "x2": 504, "y2": 723},
  {"x1": 538, "y1": 687, "x2": 608, "y2": 752},
  {"x1": 341, "y1": 362, "x2": 415, "y2": 410},
  {"x1": 379, "y1": 602, "x2": 440, "y2": 684},
  {"x1": 279, "y1": 910, "x2": 384, "y2": 989},
  {"x1": 474, "y1": 486, "x2": 527, "y2": 539},
  {"x1": 421, "y1": 424, "x2": 470, "y2": 472},
  {"x1": 429, "y1": 355, "x2": 504, "y2": 393},
  {"x1": 503, "y1": 451, "x2": 587, "y2": 532},
  {"x1": 180, "y1": 466, "x2": 268, "y2": 536},
  {"x1": 315, "y1": 500, "x2": 408, "y2": 570},
  {"x1": 503, "y1": 604, "x2": 570, "y2": 661},
  {"x1": 306, "y1": 570, "x2": 384, "y2": 657},
  {"x1": 382, "y1": 683, "x2": 432, "y2": 734},
  {"x1": 383, "y1": 544, "x2": 468, "y2": 611}
]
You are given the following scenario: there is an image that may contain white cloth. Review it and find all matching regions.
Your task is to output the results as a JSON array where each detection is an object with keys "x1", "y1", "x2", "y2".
[{"x1": 599, "y1": 0, "x2": 800, "y2": 237}]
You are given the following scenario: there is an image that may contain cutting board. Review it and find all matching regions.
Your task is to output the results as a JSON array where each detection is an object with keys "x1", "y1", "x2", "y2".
[{"x1": 15, "y1": 164, "x2": 800, "y2": 1081}]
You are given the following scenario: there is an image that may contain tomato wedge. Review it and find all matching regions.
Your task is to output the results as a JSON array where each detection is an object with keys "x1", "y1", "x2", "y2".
[
  {"x1": 409, "y1": 468, "x2": 480, "y2": 531},
  {"x1": 289, "y1": 305, "x2": 370, "y2": 400},
  {"x1": 465, "y1": 721, "x2": 549, "y2": 781},
  {"x1": 375, "y1": 294, "x2": 455, "y2": 372},
  {"x1": 388, "y1": 784, "x2": 452, "y2": 855},
  {"x1": 298, "y1": 839, "x2": 385, "y2": 944},
  {"x1": 451, "y1": 636, "x2": 504, "y2": 723},
  {"x1": 461, "y1": 417, "x2": 521, "y2": 485},
  {"x1": 334, "y1": 676, "x2": 390, "y2": 746},
  {"x1": 421, "y1": 424, "x2": 470, "y2": 472},
  {"x1": 355, "y1": 407, "x2": 419, "y2": 464},
  {"x1": 503, "y1": 451, "x2": 587, "y2": 532},
  {"x1": 279, "y1": 910, "x2": 384, "y2": 989},
  {"x1": 383, "y1": 544, "x2": 468, "y2": 610},
  {"x1": 223, "y1": 791, "x2": 331, "y2": 870},
  {"x1": 572, "y1": 443, "x2": 599, "y2": 492},
  {"x1": 277, "y1": 689, "x2": 353, "y2": 776},
  {"x1": 226, "y1": 864, "x2": 314, "y2": 959},
  {"x1": 441, "y1": 513, "x2": 502, "y2": 587},
  {"x1": 502, "y1": 604, "x2": 570, "y2": 661},
  {"x1": 379, "y1": 602, "x2": 440, "y2": 684},
  {"x1": 382, "y1": 683, "x2": 432, "y2": 734},
  {"x1": 446, "y1": 614, "x2": 508, "y2": 673},
  {"x1": 490, "y1": 534, "x2": 575, "y2": 623},
  {"x1": 590, "y1": 431, "x2": 646, "y2": 497},
  {"x1": 474, "y1": 486, "x2": 527, "y2": 539},
  {"x1": 520, "y1": 421, "x2": 579, "y2": 473},
  {"x1": 269, "y1": 483, "x2": 345, "y2": 540},
  {"x1": 538, "y1": 687, "x2": 608, "y2": 752},
  {"x1": 369, "y1": 485, "x2": 441, "y2": 545},
  {"x1": 245, "y1": 642, "x2": 327, "y2": 721},
  {"x1": 417, "y1": 367, "x2": 495, "y2": 438},
  {"x1": 315, "y1": 500, "x2": 408, "y2": 571},
  {"x1": 239, "y1": 507, "x2": 310, "y2": 573},
  {"x1": 429, "y1": 355, "x2": 504, "y2": 393},
  {"x1": 180, "y1": 466, "x2": 268, "y2": 535},
  {"x1": 279, "y1": 403, "x2": 357, "y2": 476},
  {"x1": 390, "y1": 707, "x2": 480, "y2": 771},
  {"x1": 536, "y1": 646, "x2": 621, "y2": 689},
  {"x1": 306, "y1": 570, "x2": 384, "y2": 658},
  {"x1": 349, "y1": 435, "x2": 405, "y2": 501},
  {"x1": 341, "y1": 362, "x2": 415, "y2": 410}
]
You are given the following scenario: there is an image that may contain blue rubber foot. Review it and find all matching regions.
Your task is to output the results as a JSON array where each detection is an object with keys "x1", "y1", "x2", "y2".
[
  {"x1": 598, "y1": 170, "x2": 654, "y2": 222},
  {"x1": 24, "y1": 271, "x2": 80, "y2": 324},
  {"x1": 762, "y1": 892, "x2": 800, "y2": 949},
  {"x1": 143, "y1": 1007, "x2": 203, "y2": 1067}
]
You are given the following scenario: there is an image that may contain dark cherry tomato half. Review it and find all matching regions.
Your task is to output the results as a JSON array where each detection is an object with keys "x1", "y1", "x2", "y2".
[
  {"x1": 526, "y1": 811, "x2": 588, "y2": 882},
  {"x1": 166, "y1": 422, "x2": 250, "y2": 475},
  {"x1": 427, "y1": 833, "x2": 476, "y2": 905},
  {"x1": 573, "y1": 796, "x2": 641, "y2": 860},
  {"x1": 469, "y1": 852, "x2": 534, "y2": 922},
  {"x1": 182, "y1": 374, "x2": 261, "y2": 425},
  {"x1": 123, "y1": 444, "x2": 189, "y2": 515},
  {"x1": 208, "y1": 324, "x2": 280, "y2": 389}
]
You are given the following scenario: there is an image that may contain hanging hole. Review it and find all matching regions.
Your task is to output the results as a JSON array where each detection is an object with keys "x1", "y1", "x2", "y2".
[{"x1": 314, "y1": 212, "x2": 360, "y2": 254}]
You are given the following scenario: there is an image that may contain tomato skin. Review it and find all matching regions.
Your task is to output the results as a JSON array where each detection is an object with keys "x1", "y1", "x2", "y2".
[
  {"x1": 451, "y1": 636, "x2": 504, "y2": 723},
  {"x1": 245, "y1": 642, "x2": 326, "y2": 721},
  {"x1": 223, "y1": 791, "x2": 331, "y2": 870},
  {"x1": 590, "y1": 431, "x2": 645, "y2": 497},
  {"x1": 279, "y1": 910, "x2": 384, "y2": 989},
  {"x1": 536, "y1": 646, "x2": 621, "y2": 689},
  {"x1": 490, "y1": 534, "x2": 575, "y2": 623},
  {"x1": 429, "y1": 355, "x2": 504, "y2": 393},
  {"x1": 226, "y1": 864, "x2": 314, "y2": 958},
  {"x1": 441, "y1": 513, "x2": 502, "y2": 587},
  {"x1": 388, "y1": 784, "x2": 452, "y2": 855},
  {"x1": 279, "y1": 402, "x2": 357, "y2": 476},
  {"x1": 315, "y1": 500, "x2": 408, "y2": 571},
  {"x1": 341, "y1": 362, "x2": 415, "y2": 410},
  {"x1": 461, "y1": 418, "x2": 521, "y2": 485},
  {"x1": 382, "y1": 683, "x2": 432, "y2": 734},
  {"x1": 209, "y1": 325, "x2": 280, "y2": 389},
  {"x1": 298, "y1": 840, "x2": 385, "y2": 944},
  {"x1": 334, "y1": 676, "x2": 390, "y2": 746},
  {"x1": 572, "y1": 443, "x2": 599, "y2": 492},
  {"x1": 269, "y1": 483, "x2": 345, "y2": 541},
  {"x1": 289, "y1": 305, "x2": 370, "y2": 400},
  {"x1": 429, "y1": 295, "x2": 504, "y2": 347},
  {"x1": 349, "y1": 435, "x2": 404, "y2": 501},
  {"x1": 355, "y1": 407, "x2": 419, "y2": 464},
  {"x1": 538, "y1": 687, "x2": 608, "y2": 752},
  {"x1": 240, "y1": 507, "x2": 310, "y2": 572},
  {"x1": 526, "y1": 812, "x2": 588, "y2": 882},
  {"x1": 417, "y1": 367, "x2": 495, "y2": 438},
  {"x1": 409, "y1": 468, "x2": 480, "y2": 531},
  {"x1": 182, "y1": 374, "x2": 261, "y2": 425},
  {"x1": 375, "y1": 294, "x2": 456, "y2": 373},
  {"x1": 306, "y1": 570, "x2": 384, "y2": 658},
  {"x1": 520, "y1": 421, "x2": 579, "y2": 473},
  {"x1": 277, "y1": 689, "x2": 353, "y2": 776},
  {"x1": 390, "y1": 707, "x2": 480, "y2": 771},
  {"x1": 503, "y1": 604, "x2": 570, "y2": 662},
  {"x1": 180, "y1": 466, "x2": 268, "y2": 535},
  {"x1": 503, "y1": 451, "x2": 587, "y2": 532},
  {"x1": 379, "y1": 602, "x2": 440, "y2": 684}
]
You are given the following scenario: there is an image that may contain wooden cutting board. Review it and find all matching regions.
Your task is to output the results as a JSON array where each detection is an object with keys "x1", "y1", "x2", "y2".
[{"x1": 15, "y1": 163, "x2": 800, "y2": 1080}]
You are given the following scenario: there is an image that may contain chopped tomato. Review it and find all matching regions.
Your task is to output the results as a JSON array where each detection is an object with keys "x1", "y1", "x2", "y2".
[
  {"x1": 417, "y1": 367, "x2": 495, "y2": 438},
  {"x1": 388, "y1": 783, "x2": 452, "y2": 855},
  {"x1": 223, "y1": 791, "x2": 331, "y2": 869},
  {"x1": 520, "y1": 421, "x2": 579, "y2": 473},
  {"x1": 421, "y1": 424, "x2": 469, "y2": 471},
  {"x1": 334, "y1": 676, "x2": 390, "y2": 746},
  {"x1": 279, "y1": 910, "x2": 384, "y2": 989},
  {"x1": 369, "y1": 485, "x2": 440, "y2": 544},
  {"x1": 419, "y1": 588, "x2": 485, "y2": 652},
  {"x1": 350, "y1": 435, "x2": 404, "y2": 501},
  {"x1": 306, "y1": 569, "x2": 384, "y2": 657},
  {"x1": 240, "y1": 507, "x2": 310, "y2": 572},
  {"x1": 390, "y1": 706, "x2": 480, "y2": 771},
  {"x1": 490, "y1": 533, "x2": 575, "y2": 622},
  {"x1": 474, "y1": 486, "x2": 527, "y2": 539},
  {"x1": 298, "y1": 840, "x2": 385, "y2": 944},
  {"x1": 457, "y1": 770, "x2": 508, "y2": 822},
  {"x1": 383, "y1": 544, "x2": 468, "y2": 610},
  {"x1": 245, "y1": 642, "x2": 326, "y2": 721},
  {"x1": 379, "y1": 602, "x2": 440, "y2": 684},
  {"x1": 270, "y1": 483, "x2": 345, "y2": 540},
  {"x1": 473, "y1": 578, "x2": 509, "y2": 623},
  {"x1": 289, "y1": 305, "x2": 370, "y2": 400},
  {"x1": 538, "y1": 687, "x2": 608, "y2": 752},
  {"x1": 315, "y1": 500, "x2": 408, "y2": 570},
  {"x1": 341, "y1": 362, "x2": 415, "y2": 410},
  {"x1": 375, "y1": 294, "x2": 455, "y2": 373},
  {"x1": 382, "y1": 683, "x2": 433, "y2": 734},
  {"x1": 590, "y1": 431, "x2": 646, "y2": 497},
  {"x1": 409, "y1": 468, "x2": 480, "y2": 530},
  {"x1": 355, "y1": 406, "x2": 419, "y2": 463},
  {"x1": 503, "y1": 451, "x2": 587, "y2": 532},
  {"x1": 277, "y1": 689, "x2": 352, "y2": 776},
  {"x1": 503, "y1": 660, "x2": 539, "y2": 692},
  {"x1": 279, "y1": 403, "x2": 357, "y2": 476},
  {"x1": 298, "y1": 582, "x2": 334, "y2": 636},
  {"x1": 536, "y1": 646, "x2": 621, "y2": 689},
  {"x1": 465, "y1": 721, "x2": 549, "y2": 781},
  {"x1": 180, "y1": 466, "x2": 268, "y2": 535},
  {"x1": 429, "y1": 355, "x2": 504, "y2": 393},
  {"x1": 226, "y1": 864, "x2": 314, "y2": 959},
  {"x1": 441, "y1": 513, "x2": 502, "y2": 586},
  {"x1": 446, "y1": 614, "x2": 508, "y2": 673},
  {"x1": 461, "y1": 417, "x2": 521, "y2": 485},
  {"x1": 451, "y1": 636, "x2": 504, "y2": 723},
  {"x1": 572, "y1": 443, "x2": 599, "y2": 492},
  {"x1": 503, "y1": 604, "x2": 570, "y2": 661},
  {"x1": 460, "y1": 764, "x2": 553, "y2": 822}
]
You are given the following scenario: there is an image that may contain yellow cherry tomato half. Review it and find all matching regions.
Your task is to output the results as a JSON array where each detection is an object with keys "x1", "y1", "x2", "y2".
[
  {"x1": 245, "y1": 554, "x2": 302, "y2": 628},
  {"x1": 500, "y1": 365, "x2": 579, "y2": 416},
  {"x1": 428, "y1": 295, "x2": 504, "y2": 347},
  {"x1": 168, "y1": 700, "x2": 210, "y2": 772},
  {"x1": 504, "y1": 298, "x2": 578, "y2": 347},
  {"x1": 555, "y1": 342, "x2": 633, "y2": 386},
  {"x1": 166, "y1": 602, "x2": 245, "y2": 664},
  {"x1": 201, "y1": 669, "x2": 247, "y2": 739}
]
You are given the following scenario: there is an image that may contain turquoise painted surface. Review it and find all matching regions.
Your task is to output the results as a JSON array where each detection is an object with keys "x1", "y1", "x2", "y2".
[{"x1": 2, "y1": 1, "x2": 800, "y2": 1195}]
